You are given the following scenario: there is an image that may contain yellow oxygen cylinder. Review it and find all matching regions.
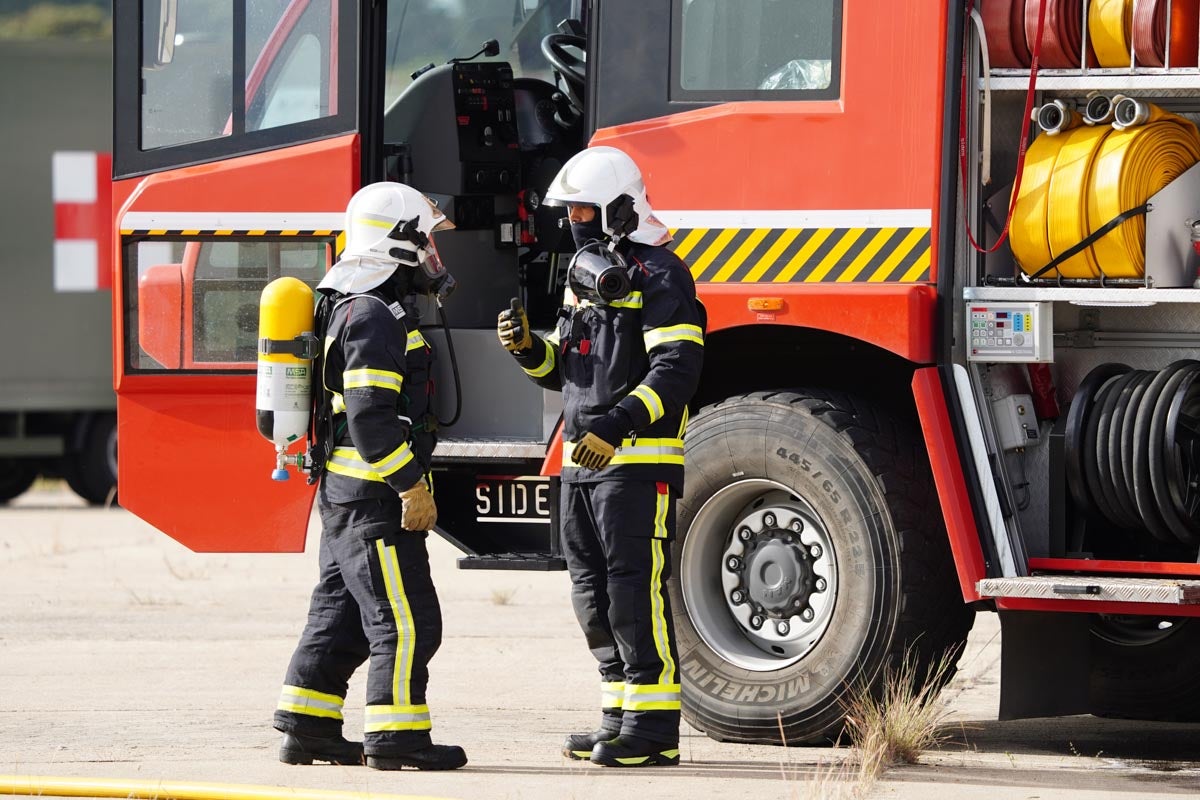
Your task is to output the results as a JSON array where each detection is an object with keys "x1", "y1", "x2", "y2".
[{"x1": 256, "y1": 277, "x2": 316, "y2": 481}]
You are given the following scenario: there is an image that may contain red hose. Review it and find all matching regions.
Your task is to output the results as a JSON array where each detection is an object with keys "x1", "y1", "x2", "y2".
[
  {"x1": 961, "y1": 0, "x2": 1048, "y2": 254},
  {"x1": 1025, "y1": 0, "x2": 1083, "y2": 68},
  {"x1": 1134, "y1": 0, "x2": 1200, "y2": 67},
  {"x1": 982, "y1": 0, "x2": 1032, "y2": 67}
]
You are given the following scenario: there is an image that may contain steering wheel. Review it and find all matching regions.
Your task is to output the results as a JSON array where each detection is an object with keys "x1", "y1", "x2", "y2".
[{"x1": 540, "y1": 33, "x2": 586, "y2": 89}]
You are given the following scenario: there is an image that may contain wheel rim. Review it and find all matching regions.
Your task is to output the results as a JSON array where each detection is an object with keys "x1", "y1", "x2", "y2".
[
  {"x1": 105, "y1": 422, "x2": 118, "y2": 482},
  {"x1": 1093, "y1": 614, "x2": 1183, "y2": 646},
  {"x1": 681, "y1": 479, "x2": 839, "y2": 671}
]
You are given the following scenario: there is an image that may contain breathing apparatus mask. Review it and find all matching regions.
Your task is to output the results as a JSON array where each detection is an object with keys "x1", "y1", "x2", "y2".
[
  {"x1": 386, "y1": 216, "x2": 457, "y2": 305},
  {"x1": 566, "y1": 194, "x2": 639, "y2": 305}
]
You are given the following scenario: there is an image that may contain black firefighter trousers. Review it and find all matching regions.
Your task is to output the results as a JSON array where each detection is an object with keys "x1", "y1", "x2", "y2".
[
  {"x1": 273, "y1": 493, "x2": 442, "y2": 755},
  {"x1": 561, "y1": 480, "x2": 682, "y2": 745}
]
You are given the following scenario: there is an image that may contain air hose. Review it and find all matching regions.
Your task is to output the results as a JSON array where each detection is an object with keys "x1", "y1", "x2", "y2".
[
  {"x1": 1066, "y1": 361, "x2": 1200, "y2": 546},
  {"x1": 1011, "y1": 101, "x2": 1200, "y2": 279}
]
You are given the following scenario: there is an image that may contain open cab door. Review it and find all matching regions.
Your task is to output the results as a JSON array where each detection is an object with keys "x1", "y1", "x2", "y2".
[
  {"x1": 116, "y1": 0, "x2": 584, "y2": 560},
  {"x1": 112, "y1": 1, "x2": 361, "y2": 551}
]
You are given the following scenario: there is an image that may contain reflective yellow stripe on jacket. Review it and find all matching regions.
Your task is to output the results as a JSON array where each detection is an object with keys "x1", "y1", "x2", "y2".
[
  {"x1": 644, "y1": 324, "x2": 704, "y2": 351},
  {"x1": 629, "y1": 384, "x2": 665, "y2": 423},
  {"x1": 326, "y1": 444, "x2": 414, "y2": 482},
  {"x1": 562, "y1": 437, "x2": 684, "y2": 467},
  {"x1": 523, "y1": 338, "x2": 556, "y2": 378},
  {"x1": 343, "y1": 367, "x2": 403, "y2": 392}
]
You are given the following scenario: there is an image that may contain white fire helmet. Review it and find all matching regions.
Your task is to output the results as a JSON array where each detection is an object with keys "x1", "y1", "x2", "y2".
[
  {"x1": 320, "y1": 182, "x2": 455, "y2": 294},
  {"x1": 544, "y1": 146, "x2": 672, "y2": 246}
]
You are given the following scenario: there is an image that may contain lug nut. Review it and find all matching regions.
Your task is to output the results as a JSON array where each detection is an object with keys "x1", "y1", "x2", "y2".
[
  {"x1": 809, "y1": 544, "x2": 822, "y2": 559},
  {"x1": 776, "y1": 621, "x2": 790, "y2": 636},
  {"x1": 730, "y1": 589, "x2": 746, "y2": 604},
  {"x1": 815, "y1": 578, "x2": 827, "y2": 592},
  {"x1": 801, "y1": 608, "x2": 815, "y2": 622},
  {"x1": 750, "y1": 615, "x2": 765, "y2": 630},
  {"x1": 763, "y1": 513, "x2": 777, "y2": 528},
  {"x1": 791, "y1": 520, "x2": 803, "y2": 532},
  {"x1": 738, "y1": 527, "x2": 752, "y2": 542},
  {"x1": 726, "y1": 556, "x2": 741, "y2": 571}
]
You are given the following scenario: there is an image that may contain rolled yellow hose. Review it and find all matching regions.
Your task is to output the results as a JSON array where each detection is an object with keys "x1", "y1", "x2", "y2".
[
  {"x1": 1047, "y1": 124, "x2": 1113, "y2": 278},
  {"x1": 0, "y1": 774, "x2": 454, "y2": 800},
  {"x1": 1011, "y1": 132, "x2": 1071, "y2": 277},
  {"x1": 1088, "y1": 111, "x2": 1200, "y2": 277},
  {"x1": 1089, "y1": 0, "x2": 1132, "y2": 67}
]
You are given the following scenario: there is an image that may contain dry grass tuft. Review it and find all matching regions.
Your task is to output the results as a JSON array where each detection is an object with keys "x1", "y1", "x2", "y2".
[{"x1": 843, "y1": 647, "x2": 959, "y2": 784}]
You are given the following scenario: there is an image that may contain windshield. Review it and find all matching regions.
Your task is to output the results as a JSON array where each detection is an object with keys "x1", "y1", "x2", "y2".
[{"x1": 385, "y1": 0, "x2": 572, "y2": 105}]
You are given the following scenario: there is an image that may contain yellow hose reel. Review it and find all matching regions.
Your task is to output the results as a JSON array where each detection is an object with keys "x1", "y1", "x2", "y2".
[{"x1": 1011, "y1": 98, "x2": 1200, "y2": 280}]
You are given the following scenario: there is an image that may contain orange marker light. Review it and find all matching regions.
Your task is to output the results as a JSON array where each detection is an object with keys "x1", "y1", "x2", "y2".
[{"x1": 748, "y1": 297, "x2": 785, "y2": 312}]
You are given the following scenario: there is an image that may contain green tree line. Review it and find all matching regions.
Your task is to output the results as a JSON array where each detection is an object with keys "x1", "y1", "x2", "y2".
[{"x1": 0, "y1": 1, "x2": 111, "y2": 40}]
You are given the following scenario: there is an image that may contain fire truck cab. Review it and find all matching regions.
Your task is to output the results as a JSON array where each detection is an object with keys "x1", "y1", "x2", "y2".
[{"x1": 112, "y1": 0, "x2": 1200, "y2": 745}]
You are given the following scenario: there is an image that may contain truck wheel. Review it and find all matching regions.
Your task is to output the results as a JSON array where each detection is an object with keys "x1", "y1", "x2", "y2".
[
  {"x1": 673, "y1": 390, "x2": 973, "y2": 744},
  {"x1": 63, "y1": 414, "x2": 118, "y2": 506},
  {"x1": 0, "y1": 459, "x2": 37, "y2": 503},
  {"x1": 1090, "y1": 615, "x2": 1200, "y2": 720}
]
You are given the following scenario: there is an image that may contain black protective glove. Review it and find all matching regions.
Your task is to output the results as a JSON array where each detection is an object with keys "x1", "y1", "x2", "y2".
[
  {"x1": 497, "y1": 297, "x2": 533, "y2": 352},
  {"x1": 572, "y1": 408, "x2": 631, "y2": 471}
]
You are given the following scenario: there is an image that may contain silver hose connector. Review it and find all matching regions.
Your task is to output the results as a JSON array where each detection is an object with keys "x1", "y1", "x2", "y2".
[
  {"x1": 1113, "y1": 96, "x2": 1151, "y2": 130},
  {"x1": 1034, "y1": 100, "x2": 1081, "y2": 135},
  {"x1": 1083, "y1": 93, "x2": 1114, "y2": 126}
]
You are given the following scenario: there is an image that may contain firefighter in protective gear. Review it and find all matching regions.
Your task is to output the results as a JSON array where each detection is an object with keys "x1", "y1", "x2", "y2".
[
  {"x1": 498, "y1": 146, "x2": 704, "y2": 767},
  {"x1": 273, "y1": 182, "x2": 466, "y2": 772}
]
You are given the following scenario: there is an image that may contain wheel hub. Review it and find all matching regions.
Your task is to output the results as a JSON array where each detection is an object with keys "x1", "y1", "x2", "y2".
[
  {"x1": 708, "y1": 491, "x2": 838, "y2": 666},
  {"x1": 743, "y1": 536, "x2": 814, "y2": 617}
]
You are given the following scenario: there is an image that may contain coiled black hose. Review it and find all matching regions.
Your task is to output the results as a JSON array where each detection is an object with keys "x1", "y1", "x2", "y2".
[{"x1": 1066, "y1": 360, "x2": 1200, "y2": 545}]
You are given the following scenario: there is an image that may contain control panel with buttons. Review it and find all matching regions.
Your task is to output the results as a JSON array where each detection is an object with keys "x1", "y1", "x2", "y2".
[{"x1": 965, "y1": 301, "x2": 1053, "y2": 363}]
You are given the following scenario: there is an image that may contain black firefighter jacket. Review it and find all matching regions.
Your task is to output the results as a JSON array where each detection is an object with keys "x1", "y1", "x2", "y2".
[
  {"x1": 512, "y1": 240, "x2": 705, "y2": 492},
  {"x1": 317, "y1": 287, "x2": 434, "y2": 503}
]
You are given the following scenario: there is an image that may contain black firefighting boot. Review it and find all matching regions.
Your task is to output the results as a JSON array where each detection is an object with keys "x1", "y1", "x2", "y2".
[
  {"x1": 562, "y1": 727, "x2": 620, "y2": 760},
  {"x1": 366, "y1": 744, "x2": 468, "y2": 771},
  {"x1": 590, "y1": 735, "x2": 680, "y2": 767},
  {"x1": 279, "y1": 732, "x2": 365, "y2": 766}
]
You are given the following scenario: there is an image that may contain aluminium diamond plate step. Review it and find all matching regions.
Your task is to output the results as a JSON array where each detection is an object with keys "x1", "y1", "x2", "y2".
[{"x1": 977, "y1": 575, "x2": 1200, "y2": 604}]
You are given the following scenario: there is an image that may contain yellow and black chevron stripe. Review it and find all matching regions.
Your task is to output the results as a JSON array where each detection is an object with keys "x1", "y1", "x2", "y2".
[
  {"x1": 121, "y1": 229, "x2": 347, "y2": 255},
  {"x1": 669, "y1": 227, "x2": 931, "y2": 283}
]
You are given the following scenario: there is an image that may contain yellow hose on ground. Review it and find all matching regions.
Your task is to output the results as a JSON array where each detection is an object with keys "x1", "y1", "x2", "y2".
[
  {"x1": 1088, "y1": 111, "x2": 1200, "y2": 277},
  {"x1": 1011, "y1": 132, "x2": 1070, "y2": 276},
  {"x1": 1089, "y1": 0, "x2": 1132, "y2": 67},
  {"x1": 0, "y1": 774, "x2": 455, "y2": 800},
  {"x1": 1047, "y1": 124, "x2": 1113, "y2": 277}
]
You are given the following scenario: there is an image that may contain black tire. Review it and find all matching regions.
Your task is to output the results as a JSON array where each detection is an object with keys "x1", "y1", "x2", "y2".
[
  {"x1": 1091, "y1": 615, "x2": 1200, "y2": 720},
  {"x1": 63, "y1": 413, "x2": 118, "y2": 506},
  {"x1": 673, "y1": 390, "x2": 974, "y2": 745},
  {"x1": 0, "y1": 459, "x2": 37, "y2": 503}
]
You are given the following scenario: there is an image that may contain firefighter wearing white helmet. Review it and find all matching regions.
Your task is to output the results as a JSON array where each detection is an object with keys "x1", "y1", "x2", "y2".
[
  {"x1": 499, "y1": 146, "x2": 705, "y2": 767},
  {"x1": 274, "y1": 182, "x2": 466, "y2": 772}
]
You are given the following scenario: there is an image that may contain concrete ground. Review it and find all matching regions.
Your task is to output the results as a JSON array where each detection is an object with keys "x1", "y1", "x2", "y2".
[{"x1": 3, "y1": 485, "x2": 1200, "y2": 799}]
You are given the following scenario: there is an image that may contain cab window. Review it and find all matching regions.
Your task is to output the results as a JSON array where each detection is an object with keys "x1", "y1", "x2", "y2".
[
  {"x1": 671, "y1": 0, "x2": 842, "y2": 100},
  {"x1": 384, "y1": 0, "x2": 572, "y2": 106},
  {"x1": 125, "y1": 237, "x2": 332, "y2": 372},
  {"x1": 115, "y1": 0, "x2": 356, "y2": 178}
]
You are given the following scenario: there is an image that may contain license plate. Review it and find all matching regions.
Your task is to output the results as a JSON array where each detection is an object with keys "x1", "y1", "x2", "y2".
[{"x1": 473, "y1": 475, "x2": 553, "y2": 524}]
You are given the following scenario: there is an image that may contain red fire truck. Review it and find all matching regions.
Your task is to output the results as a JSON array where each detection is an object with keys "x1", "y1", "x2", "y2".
[{"x1": 111, "y1": 0, "x2": 1200, "y2": 743}]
